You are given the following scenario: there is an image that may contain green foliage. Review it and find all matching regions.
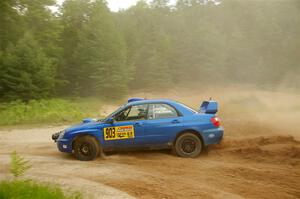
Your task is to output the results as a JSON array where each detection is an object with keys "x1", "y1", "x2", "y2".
[
  {"x1": 1, "y1": 152, "x2": 81, "y2": 199},
  {"x1": 0, "y1": 32, "x2": 56, "y2": 101},
  {"x1": 0, "y1": 0, "x2": 299, "y2": 102},
  {"x1": 0, "y1": 180, "x2": 81, "y2": 199},
  {"x1": 119, "y1": 2, "x2": 172, "y2": 90},
  {"x1": 0, "y1": 98, "x2": 102, "y2": 126},
  {"x1": 10, "y1": 151, "x2": 31, "y2": 178},
  {"x1": 60, "y1": 0, "x2": 129, "y2": 98},
  {"x1": 119, "y1": 0, "x2": 300, "y2": 89},
  {"x1": 0, "y1": 0, "x2": 24, "y2": 50}
]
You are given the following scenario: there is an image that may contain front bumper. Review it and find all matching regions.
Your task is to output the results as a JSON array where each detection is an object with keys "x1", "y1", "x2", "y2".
[
  {"x1": 202, "y1": 127, "x2": 224, "y2": 146},
  {"x1": 52, "y1": 130, "x2": 72, "y2": 153},
  {"x1": 52, "y1": 131, "x2": 72, "y2": 153},
  {"x1": 56, "y1": 138, "x2": 73, "y2": 153}
]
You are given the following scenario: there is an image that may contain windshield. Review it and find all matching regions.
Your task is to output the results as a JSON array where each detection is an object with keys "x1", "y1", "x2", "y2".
[{"x1": 104, "y1": 104, "x2": 126, "y2": 121}]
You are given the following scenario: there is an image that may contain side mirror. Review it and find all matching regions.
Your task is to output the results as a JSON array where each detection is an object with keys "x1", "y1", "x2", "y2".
[
  {"x1": 82, "y1": 118, "x2": 96, "y2": 123},
  {"x1": 106, "y1": 117, "x2": 115, "y2": 124}
]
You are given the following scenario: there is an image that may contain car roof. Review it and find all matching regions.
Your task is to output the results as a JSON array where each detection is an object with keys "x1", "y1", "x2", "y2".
[
  {"x1": 125, "y1": 98, "x2": 197, "y2": 116},
  {"x1": 126, "y1": 99, "x2": 176, "y2": 106}
]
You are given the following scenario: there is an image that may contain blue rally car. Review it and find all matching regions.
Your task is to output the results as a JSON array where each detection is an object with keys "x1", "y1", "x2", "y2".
[{"x1": 52, "y1": 98, "x2": 223, "y2": 161}]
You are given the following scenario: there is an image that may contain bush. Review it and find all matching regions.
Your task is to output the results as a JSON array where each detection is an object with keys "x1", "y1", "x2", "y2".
[
  {"x1": 0, "y1": 98, "x2": 103, "y2": 126},
  {"x1": 10, "y1": 151, "x2": 31, "y2": 177},
  {"x1": 0, "y1": 180, "x2": 81, "y2": 199},
  {"x1": 0, "y1": 32, "x2": 56, "y2": 101},
  {"x1": 0, "y1": 152, "x2": 81, "y2": 199}
]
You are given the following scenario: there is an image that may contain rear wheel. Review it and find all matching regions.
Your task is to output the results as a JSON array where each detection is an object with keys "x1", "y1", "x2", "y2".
[
  {"x1": 173, "y1": 132, "x2": 202, "y2": 158},
  {"x1": 73, "y1": 136, "x2": 100, "y2": 161}
]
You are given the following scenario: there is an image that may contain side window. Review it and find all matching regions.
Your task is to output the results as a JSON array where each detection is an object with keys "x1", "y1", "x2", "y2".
[
  {"x1": 114, "y1": 104, "x2": 148, "y2": 122},
  {"x1": 148, "y1": 104, "x2": 178, "y2": 119},
  {"x1": 114, "y1": 107, "x2": 130, "y2": 121}
]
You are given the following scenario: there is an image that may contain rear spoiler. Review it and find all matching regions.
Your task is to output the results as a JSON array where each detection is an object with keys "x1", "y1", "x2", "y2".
[{"x1": 199, "y1": 100, "x2": 218, "y2": 114}]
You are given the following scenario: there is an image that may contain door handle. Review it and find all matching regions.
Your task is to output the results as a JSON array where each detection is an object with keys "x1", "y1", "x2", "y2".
[{"x1": 172, "y1": 119, "x2": 180, "y2": 124}]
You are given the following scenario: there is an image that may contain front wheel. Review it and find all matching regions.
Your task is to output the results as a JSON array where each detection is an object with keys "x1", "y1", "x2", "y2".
[
  {"x1": 73, "y1": 136, "x2": 100, "y2": 161},
  {"x1": 173, "y1": 132, "x2": 202, "y2": 158}
]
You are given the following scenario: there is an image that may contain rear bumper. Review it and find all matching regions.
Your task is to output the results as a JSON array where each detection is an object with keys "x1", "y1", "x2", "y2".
[
  {"x1": 202, "y1": 127, "x2": 224, "y2": 146},
  {"x1": 57, "y1": 138, "x2": 73, "y2": 153}
]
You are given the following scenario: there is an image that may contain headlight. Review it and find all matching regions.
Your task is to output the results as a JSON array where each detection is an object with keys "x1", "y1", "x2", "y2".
[{"x1": 58, "y1": 130, "x2": 65, "y2": 139}]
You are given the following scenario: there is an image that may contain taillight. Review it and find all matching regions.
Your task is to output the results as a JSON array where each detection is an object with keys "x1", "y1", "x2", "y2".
[{"x1": 211, "y1": 116, "x2": 221, "y2": 127}]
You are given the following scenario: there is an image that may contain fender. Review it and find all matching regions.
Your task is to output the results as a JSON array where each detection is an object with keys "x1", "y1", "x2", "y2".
[
  {"x1": 67, "y1": 129, "x2": 103, "y2": 149},
  {"x1": 174, "y1": 128, "x2": 205, "y2": 145}
]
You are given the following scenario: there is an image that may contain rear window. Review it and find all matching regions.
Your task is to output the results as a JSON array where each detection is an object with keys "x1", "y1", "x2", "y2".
[
  {"x1": 177, "y1": 103, "x2": 197, "y2": 113},
  {"x1": 148, "y1": 103, "x2": 178, "y2": 119}
]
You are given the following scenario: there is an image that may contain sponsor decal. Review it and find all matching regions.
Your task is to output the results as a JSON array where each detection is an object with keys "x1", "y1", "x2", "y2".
[{"x1": 104, "y1": 125, "x2": 135, "y2": 140}]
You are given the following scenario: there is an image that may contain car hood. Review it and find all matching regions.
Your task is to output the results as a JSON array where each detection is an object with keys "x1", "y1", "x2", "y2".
[{"x1": 65, "y1": 120, "x2": 104, "y2": 133}]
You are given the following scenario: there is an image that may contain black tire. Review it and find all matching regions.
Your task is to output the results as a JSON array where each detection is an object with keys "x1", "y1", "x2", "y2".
[
  {"x1": 73, "y1": 136, "x2": 100, "y2": 161},
  {"x1": 173, "y1": 132, "x2": 202, "y2": 158}
]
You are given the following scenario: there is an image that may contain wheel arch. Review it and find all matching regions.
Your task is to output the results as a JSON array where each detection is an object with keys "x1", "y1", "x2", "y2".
[
  {"x1": 71, "y1": 132, "x2": 101, "y2": 151},
  {"x1": 174, "y1": 129, "x2": 205, "y2": 146}
]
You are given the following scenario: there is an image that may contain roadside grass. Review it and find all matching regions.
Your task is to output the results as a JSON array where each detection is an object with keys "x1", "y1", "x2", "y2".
[
  {"x1": 0, "y1": 98, "x2": 107, "y2": 126},
  {"x1": 0, "y1": 180, "x2": 81, "y2": 199},
  {"x1": 0, "y1": 152, "x2": 82, "y2": 199}
]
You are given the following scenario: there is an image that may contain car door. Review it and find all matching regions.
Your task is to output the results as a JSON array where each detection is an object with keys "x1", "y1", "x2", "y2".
[
  {"x1": 102, "y1": 104, "x2": 148, "y2": 150},
  {"x1": 140, "y1": 103, "x2": 183, "y2": 147}
]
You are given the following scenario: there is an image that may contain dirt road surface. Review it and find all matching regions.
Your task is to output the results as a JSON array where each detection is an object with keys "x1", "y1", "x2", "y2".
[
  {"x1": 0, "y1": 125, "x2": 299, "y2": 199},
  {"x1": 0, "y1": 88, "x2": 300, "y2": 198}
]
